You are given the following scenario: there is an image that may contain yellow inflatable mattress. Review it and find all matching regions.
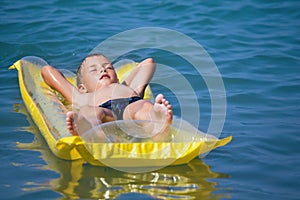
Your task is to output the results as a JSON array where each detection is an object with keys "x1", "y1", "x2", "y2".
[{"x1": 9, "y1": 56, "x2": 232, "y2": 168}]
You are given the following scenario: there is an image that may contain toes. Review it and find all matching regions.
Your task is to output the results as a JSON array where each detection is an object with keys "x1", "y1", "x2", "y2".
[
  {"x1": 153, "y1": 94, "x2": 173, "y2": 121},
  {"x1": 66, "y1": 111, "x2": 79, "y2": 135},
  {"x1": 155, "y1": 94, "x2": 164, "y2": 104},
  {"x1": 161, "y1": 98, "x2": 171, "y2": 107},
  {"x1": 164, "y1": 100, "x2": 169, "y2": 106}
]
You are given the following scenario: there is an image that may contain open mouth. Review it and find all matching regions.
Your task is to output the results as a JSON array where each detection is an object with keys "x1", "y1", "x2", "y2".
[{"x1": 100, "y1": 74, "x2": 110, "y2": 80}]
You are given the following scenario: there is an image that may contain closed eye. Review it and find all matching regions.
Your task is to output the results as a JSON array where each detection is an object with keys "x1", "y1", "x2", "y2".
[
  {"x1": 103, "y1": 63, "x2": 114, "y2": 70},
  {"x1": 88, "y1": 65, "x2": 97, "y2": 72}
]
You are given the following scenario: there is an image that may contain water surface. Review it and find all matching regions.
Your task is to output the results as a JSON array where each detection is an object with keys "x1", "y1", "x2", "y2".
[{"x1": 0, "y1": 0, "x2": 299, "y2": 199}]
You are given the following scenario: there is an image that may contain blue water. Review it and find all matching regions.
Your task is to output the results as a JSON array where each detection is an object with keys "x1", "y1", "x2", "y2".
[{"x1": 1, "y1": 0, "x2": 300, "y2": 199}]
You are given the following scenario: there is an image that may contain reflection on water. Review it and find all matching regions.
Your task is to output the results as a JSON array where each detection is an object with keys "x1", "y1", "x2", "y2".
[{"x1": 15, "y1": 103, "x2": 230, "y2": 199}]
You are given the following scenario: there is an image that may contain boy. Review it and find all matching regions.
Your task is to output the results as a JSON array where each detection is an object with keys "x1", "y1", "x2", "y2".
[{"x1": 41, "y1": 54, "x2": 172, "y2": 141}]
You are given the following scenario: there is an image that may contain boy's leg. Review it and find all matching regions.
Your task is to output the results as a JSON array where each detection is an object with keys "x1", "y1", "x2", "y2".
[
  {"x1": 123, "y1": 94, "x2": 173, "y2": 141},
  {"x1": 66, "y1": 106, "x2": 114, "y2": 138}
]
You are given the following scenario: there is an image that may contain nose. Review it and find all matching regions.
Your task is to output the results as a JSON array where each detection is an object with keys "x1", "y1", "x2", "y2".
[{"x1": 100, "y1": 67, "x2": 107, "y2": 73}]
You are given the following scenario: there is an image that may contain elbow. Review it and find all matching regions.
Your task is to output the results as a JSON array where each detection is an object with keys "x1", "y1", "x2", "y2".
[
  {"x1": 145, "y1": 57, "x2": 155, "y2": 64},
  {"x1": 144, "y1": 57, "x2": 156, "y2": 70},
  {"x1": 41, "y1": 65, "x2": 63, "y2": 85},
  {"x1": 41, "y1": 65, "x2": 54, "y2": 82}
]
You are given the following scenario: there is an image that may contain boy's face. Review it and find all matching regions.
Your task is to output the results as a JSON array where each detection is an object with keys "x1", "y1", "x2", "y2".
[{"x1": 79, "y1": 55, "x2": 119, "y2": 92}]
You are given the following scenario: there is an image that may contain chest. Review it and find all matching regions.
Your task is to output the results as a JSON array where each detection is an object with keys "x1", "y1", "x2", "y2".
[{"x1": 91, "y1": 84, "x2": 137, "y2": 105}]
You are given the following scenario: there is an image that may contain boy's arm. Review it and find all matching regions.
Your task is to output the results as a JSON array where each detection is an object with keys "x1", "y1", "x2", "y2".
[
  {"x1": 122, "y1": 58, "x2": 156, "y2": 97},
  {"x1": 41, "y1": 65, "x2": 80, "y2": 103}
]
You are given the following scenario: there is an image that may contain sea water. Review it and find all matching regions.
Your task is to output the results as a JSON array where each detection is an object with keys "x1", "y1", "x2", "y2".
[{"x1": 0, "y1": 0, "x2": 299, "y2": 199}]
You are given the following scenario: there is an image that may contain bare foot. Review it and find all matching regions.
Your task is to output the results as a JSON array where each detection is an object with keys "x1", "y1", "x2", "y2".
[
  {"x1": 150, "y1": 94, "x2": 173, "y2": 141},
  {"x1": 66, "y1": 110, "x2": 107, "y2": 141},
  {"x1": 66, "y1": 111, "x2": 79, "y2": 136}
]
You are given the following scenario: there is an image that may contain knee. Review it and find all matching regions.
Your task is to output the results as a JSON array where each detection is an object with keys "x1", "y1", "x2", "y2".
[
  {"x1": 41, "y1": 65, "x2": 64, "y2": 82},
  {"x1": 144, "y1": 57, "x2": 155, "y2": 64}
]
